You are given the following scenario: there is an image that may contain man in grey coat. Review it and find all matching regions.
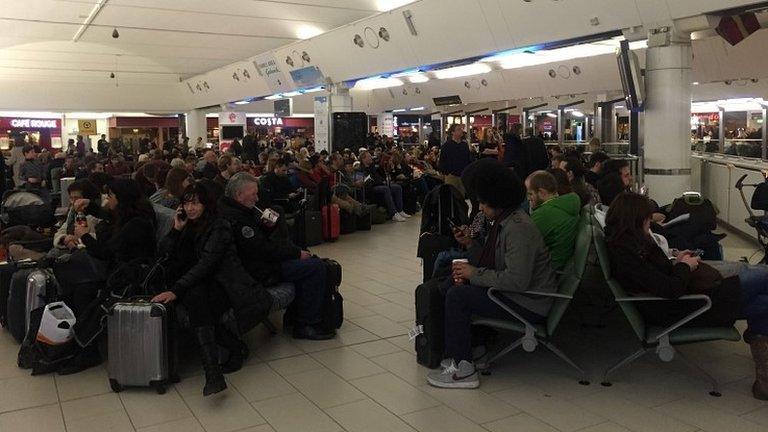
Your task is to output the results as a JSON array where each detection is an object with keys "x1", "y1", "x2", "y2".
[{"x1": 427, "y1": 161, "x2": 558, "y2": 389}]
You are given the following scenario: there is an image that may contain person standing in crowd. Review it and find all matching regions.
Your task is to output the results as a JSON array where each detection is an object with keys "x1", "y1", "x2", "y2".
[
  {"x1": 218, "y1": 173, "x2": 335, "y2": 341},
  {"x1": 230, "y1": 138, "x2": 243, "y2": 158},
  {"x1": 427, "y1": 131, "x2": 441, "y2": 149},
  {"x1": 524, "y1": 127, "x2": 550, "y2": 174},
  {"x1": 502, "y1": 123, "x2": 529, "y2": 177},
  {"x1": 438, "y1": 124, "x2": 472, "y2": 197},
  {"x1": 76, "y1": 135, "x2": 86, "y2": 158},
  {"x1": 479, "y1": 127, "x2": 501, "y2": 159},
  {"x1": 8, "y1": 138, "x2": 25, "y2": 187},
  {"x1": 97, "y1": 134, "x2": 109, "y2": 157},
  {"x1": 19, "y1": 145, "x2": 45, "y2": 190},
  {"x1": 427, "y1": 162, "x2": 557, "y2": 389},
  {"x1": 525, "y1": 170, "x2": 581, "y2": 270}
]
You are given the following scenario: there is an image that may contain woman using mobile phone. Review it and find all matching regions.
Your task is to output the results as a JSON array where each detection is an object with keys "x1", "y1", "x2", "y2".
[{"x1": 152, "y1": 183, "x2": 273, "y2": 397}]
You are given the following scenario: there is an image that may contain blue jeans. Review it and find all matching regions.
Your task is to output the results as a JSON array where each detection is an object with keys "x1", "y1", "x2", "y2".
[
  {"x1": 739, "y1": 265, "x2": 768, "y2": 335},
  {"x1": 444, "y1": 284, "x2": 545, "y2": 363},
  {"x1": 373, "y1": 184, "x2": 403, "y2": 216},
  {"x1": 280, "y1": 257, "x2": 326, "y2": 325}
]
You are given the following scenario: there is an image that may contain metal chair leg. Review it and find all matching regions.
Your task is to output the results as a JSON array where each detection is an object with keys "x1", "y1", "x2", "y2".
[
  {"x1": 485, "y1": 337, "x2": 523, "y2": 366},
  {"x1": 601, "y1": 347, "x2": 649, "y2": 386},
  {"x1": 541, "y1": 341, "x2": 590, "y2": 385},
  {"x1": 676, "y1": 349, "x2": 722, "y2": 397}
]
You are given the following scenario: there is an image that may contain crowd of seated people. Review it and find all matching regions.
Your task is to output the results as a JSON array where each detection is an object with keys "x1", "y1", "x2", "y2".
[{"x1": 0, "y1": 132, "x2": 452, "y2": 397}]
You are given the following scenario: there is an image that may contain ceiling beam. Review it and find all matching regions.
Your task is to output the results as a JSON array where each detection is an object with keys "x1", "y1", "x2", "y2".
[{"x1": 73, "y1": 0, "x2": 109, "y2": 42}]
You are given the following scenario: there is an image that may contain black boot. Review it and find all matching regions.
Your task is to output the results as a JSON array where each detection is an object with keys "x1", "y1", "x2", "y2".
[
  {"x1": 194, "y1": 326, "x2": 227, "y2": 396},
  {"x1": 216, "y1": 326, "x2": 249, "y2": 374}
]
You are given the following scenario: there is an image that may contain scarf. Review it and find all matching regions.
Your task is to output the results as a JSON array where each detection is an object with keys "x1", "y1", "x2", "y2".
[{"x1": 477, "y1": 209, "x2": 514, "y2": 269}]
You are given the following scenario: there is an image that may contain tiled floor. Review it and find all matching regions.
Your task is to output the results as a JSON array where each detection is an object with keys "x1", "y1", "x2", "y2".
[{"x1": 1, "y1": 216, "x2": 767, "y2": 432}]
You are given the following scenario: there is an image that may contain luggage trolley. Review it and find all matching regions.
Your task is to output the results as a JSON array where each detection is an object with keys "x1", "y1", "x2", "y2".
[{"x1": 735, "y1": 173, "x2": 768, "y2": 264}]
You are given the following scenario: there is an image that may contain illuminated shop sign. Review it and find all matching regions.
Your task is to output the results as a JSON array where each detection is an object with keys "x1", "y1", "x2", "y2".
[
  {"x1": 253, "y1": 117, "x2": 284, "y2": 126},
  {"x1": 10, "y1": 118, "x2": 58, "y2": 129}
]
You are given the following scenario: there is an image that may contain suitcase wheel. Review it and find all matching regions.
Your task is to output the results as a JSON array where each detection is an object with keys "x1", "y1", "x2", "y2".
[
  {"x1": 151, "y1": 381, "x2": 166, "y2": 395},
  {"x1": 109, "y1": 379, "x2": 123, "y2": 393}
]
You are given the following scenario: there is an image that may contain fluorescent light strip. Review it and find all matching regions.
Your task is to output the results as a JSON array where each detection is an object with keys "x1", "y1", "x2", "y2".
[
  {"x1": 265, "y1": 95, "x2": 283, "y2": 100},
  {"x1": 354, "y1": 77, "x2": 404, "y2": 90},
  {"x1": 234, "y1": 101, "x2": 250, "y2": 105},
  {"x1": 410, "y1": 107, "x2": 425, "y2": 111},
  {"x1": 392, "y1": 109, "x2": 406, "y2": 113},
  {"x1": 434, "y1": 63, "x2": 491, "y2": 80}
]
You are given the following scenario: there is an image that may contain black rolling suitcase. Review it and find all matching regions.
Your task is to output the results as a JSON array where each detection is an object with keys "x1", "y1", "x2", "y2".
[
  {"x1": 417, "y1": 233, "x2": 455, "y2": 283},
  {"x1": 320, "y1": 258, "x2": 344, "y2": 332},
  {"x1": 414, "y1": 279, "x2": 444, "y2": 369},
  {"x1": 0, "y1": 262, "x2": 16, "y2": 328},
  {"x1": 340, "y1": 211, "x2": 357, "y2": 234},
  {"x1": 294, "y1": 206, "x2": 323, "y2": 248},
  {"x1": 7, "y1": 267, "x2": 50, "y2": 343},
  {"x1": 356, "y1": 205, "x2": 374, "y2": 231}
]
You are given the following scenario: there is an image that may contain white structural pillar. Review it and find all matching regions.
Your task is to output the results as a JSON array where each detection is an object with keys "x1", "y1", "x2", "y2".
[
  {"x1": 643, "y1": 28, "x2": 692, "y2": 205},
  {"x1": 185, "y1": 109, "x2": 207, "y2": 148}
]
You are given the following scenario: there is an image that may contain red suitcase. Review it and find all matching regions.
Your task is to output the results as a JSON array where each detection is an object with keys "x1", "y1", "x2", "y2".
[{"x1": 322, "y1": 204, "x2": 340, "y2": 242}]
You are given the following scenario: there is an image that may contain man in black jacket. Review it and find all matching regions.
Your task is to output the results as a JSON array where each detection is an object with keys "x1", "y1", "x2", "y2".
[
  {"x1": 218, "y1": 172, "x2": 334, "y2": 340},
  {"x1": 502, "y1": 123, "x2": 529, "y2": 176},
  {"x1": 438, "y1": 124, "x2": 472, "y2": 197}
]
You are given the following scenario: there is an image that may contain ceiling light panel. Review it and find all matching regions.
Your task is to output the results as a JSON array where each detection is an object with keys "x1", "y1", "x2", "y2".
[
  {"x1": 354, "y1": 76, "x2": 404, "y2": 90},
  {"x1": 433, "y1": 63, "x2": 491, "y2": 80}
]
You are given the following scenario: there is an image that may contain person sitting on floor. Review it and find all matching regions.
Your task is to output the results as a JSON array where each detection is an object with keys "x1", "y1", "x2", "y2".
[
  {"x1": 217, "y1": 172, "x2": 335, "y2": 341},
  {"x1": 525, "y1": 170, "x2": 581, "y2": 270},
  {"x1": 426, "y1": 161, "x2": 557, "y2": 389}
]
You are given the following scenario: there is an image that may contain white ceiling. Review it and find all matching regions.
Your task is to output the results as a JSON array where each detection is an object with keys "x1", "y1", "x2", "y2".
[{"x1": 0, "y1": 0, "x2": 416, "y2": 85}]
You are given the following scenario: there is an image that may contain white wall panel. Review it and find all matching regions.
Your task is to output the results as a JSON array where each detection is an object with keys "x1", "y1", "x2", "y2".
[
  {"x1": 498, "y1": 0, "x2": 641, "y2": 49},
  {"x1": 703, "y1": 162, "x2": 732, "y2": 225}
]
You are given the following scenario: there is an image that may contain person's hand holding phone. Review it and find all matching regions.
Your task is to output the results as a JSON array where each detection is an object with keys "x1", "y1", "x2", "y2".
[
  {"x1": 73, "y1": 198, "x2": 90, "y2": 213},
  {"x1": 453, "y1": 224, "x2": 472, "y2": 248},
  {"x1": 174, "y1": 207, "x2": 188, "y2": 231}
]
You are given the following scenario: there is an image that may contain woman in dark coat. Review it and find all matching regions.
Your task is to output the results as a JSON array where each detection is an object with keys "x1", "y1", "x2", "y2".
[
  {"x1": 63, "y1": 178, "x2": 157, "y2": 374},
  {"x1": 152, "y1": 182, "x2": 272, "y2": 396},
  {"x1": 605, "y1": 192, "x2": 768, "y2": 400}
]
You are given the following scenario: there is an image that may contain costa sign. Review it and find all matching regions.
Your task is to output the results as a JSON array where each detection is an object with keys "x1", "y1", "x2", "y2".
[
  {"x1": 253, "y1": 117, "x2": 284, "y2": 126},
  {"x1": 10, "y1": 118, "x2": 58, "y2": 129}
]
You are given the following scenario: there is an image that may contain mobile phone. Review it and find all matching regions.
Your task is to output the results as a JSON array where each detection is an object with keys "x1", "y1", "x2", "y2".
[
  {"x1": 177, "y1": 208, "x2": 187, "y2": 221},
  {"x1": 690, "y1": 249, "x2": 704, "y2": 258}
]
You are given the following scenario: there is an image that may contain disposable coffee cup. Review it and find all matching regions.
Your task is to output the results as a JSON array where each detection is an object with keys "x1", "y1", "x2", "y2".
[
  {"x1": 452, "y1": 258, "x2": 469, "y2": 285},
  {"x1": 261, "y1": 208, "x2": 279, "y2": 225}
]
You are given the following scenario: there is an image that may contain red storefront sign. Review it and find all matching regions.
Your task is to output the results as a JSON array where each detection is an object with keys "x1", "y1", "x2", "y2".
[{"x1": 0, "y1": 117, "x2": 61, "y2": 131}]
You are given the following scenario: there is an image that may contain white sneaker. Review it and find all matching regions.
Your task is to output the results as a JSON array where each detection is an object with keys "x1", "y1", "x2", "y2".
[
  {"x1": 426, "y1": 360, "x2": 479, "y2": 389},
  {"x1": 398, "y1": 211, "x2": 412, "y2": 218},
  {"x1": 392, "y1": 214, "x2": 406, "y2": 222}
]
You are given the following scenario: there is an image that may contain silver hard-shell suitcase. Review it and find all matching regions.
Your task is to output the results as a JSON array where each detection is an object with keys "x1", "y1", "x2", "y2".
[{"x1": 107, "y1": 300, "x2": 169, "y2": 394}]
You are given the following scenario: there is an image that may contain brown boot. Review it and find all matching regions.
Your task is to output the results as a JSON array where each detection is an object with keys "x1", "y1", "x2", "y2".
[{"x1": 749, "y1": 335, "x2": 768, "y2": 400}]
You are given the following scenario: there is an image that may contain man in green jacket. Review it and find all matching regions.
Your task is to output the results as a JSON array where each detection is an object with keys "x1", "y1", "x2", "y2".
[{"x1": 525, "y1": 170, "x2": 581, "y2": 269}]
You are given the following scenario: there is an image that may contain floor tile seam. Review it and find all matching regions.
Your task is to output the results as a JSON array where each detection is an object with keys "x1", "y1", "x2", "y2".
[
  {"x1": 172, "y1": 385, "x2": 207, "y2": 432},
  {"x1": 0, "y1": 400, "x2": 63, "y2": 416},
  {"x1": 651, "y1": 398, "x2": 768, "y2": 430},
  {"x1": 248, "y1": 388, "x2": 347, "y2": 432},
  {"x1": 321, "y1": 397, "x2": 419, "y2": 432},
  {"x1": 52, "y1": 371, "x2": 71, "y2": 432}
]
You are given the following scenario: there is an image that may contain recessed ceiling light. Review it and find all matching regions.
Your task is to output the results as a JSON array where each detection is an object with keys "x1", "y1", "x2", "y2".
[{"x1": 296, "y1": 25, "x2": 322, "y2": 39}]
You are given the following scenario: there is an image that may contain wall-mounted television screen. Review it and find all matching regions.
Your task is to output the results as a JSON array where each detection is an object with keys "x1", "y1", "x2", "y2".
[
  {"x1": 616, "y1": 40, "x2": 645, "y2": 111},
  {"x1": 221, "y1": 126, "x2": 244, "y2": 139}
]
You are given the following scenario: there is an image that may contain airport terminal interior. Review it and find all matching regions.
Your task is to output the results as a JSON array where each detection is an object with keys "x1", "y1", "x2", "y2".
[{"x1": 5, "y1": 1, "x2": 768, "y2": 431}]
